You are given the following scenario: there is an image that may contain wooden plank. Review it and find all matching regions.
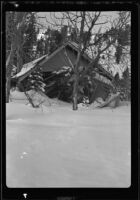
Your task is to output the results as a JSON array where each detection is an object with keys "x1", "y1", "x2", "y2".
[{"x1": 97, "y1": 93, "x2": 120, "y2": 108}]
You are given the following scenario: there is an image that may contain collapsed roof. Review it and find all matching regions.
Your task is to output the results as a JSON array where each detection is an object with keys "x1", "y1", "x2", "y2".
[{"x1": 12, "y1": 41, "x2": 114, "y2": 87}]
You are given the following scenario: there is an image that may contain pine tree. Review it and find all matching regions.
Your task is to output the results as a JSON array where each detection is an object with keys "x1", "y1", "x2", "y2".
[
  {"x1": 23, "y1": 12, "x2": 39, "y2": 63},
  {"x1": 45, "y1": 28, "x2": 63, "y2": 54},
  {"x1": 17, "y1": 13, "x2": 42, "y2": 95},
  {"x1": 36, "y1": 36, "x2": 46, "y2": 56},
  {"x1": 115, "y1": 24, "x2": 131, "y2": 64},
  {"x1": 22, "y1": 68, "x2": 46, "y2": 93}
]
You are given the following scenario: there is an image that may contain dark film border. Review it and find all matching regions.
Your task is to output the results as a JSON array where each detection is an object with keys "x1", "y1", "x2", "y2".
[{"x1": 1, "y1": 1, "x2": 138, "y2": 200}]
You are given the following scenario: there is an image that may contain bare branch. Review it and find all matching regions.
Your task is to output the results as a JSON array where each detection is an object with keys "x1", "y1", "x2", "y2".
[
  {"x1": 6, "y1": 43, "x2": 14, "y2": 69},
  {"x1": 65, "y1": 12, "x2": 77, "y2": 27},
  {"x1": 82, "y1": 12, "x2": 101, "y2": 51},
  {"x1": 79, "y1": 12, "x2": 86, "y2": 37},
  {"x1": 45, "y1": 16, "x2": 62, "y2": 27},
  {"x1": 94, "y1": 21, "x2": 108, "y2": 25}
]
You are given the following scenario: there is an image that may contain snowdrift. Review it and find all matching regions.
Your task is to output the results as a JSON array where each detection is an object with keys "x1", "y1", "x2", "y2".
[
  {"x1": 90, "y1": 93, "x2": 130, "y2": 109},
  {"x1": 6, "y1": 99, "x2": 131, "y2": 187},
  {"x1": 10, "y1": 89, "x2": 71, "y2": 107},
  {"x1": 10, "y1": 89, "x2": 130, "y2": 111}
]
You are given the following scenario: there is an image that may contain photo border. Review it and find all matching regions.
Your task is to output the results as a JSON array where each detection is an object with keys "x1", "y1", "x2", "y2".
[{"x1": 1, "y1": 1, "x2": 139, "y2": 200}]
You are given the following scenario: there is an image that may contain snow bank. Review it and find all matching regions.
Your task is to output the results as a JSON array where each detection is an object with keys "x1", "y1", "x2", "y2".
[
  {"x1": 6, "y1": 101, "x2": 131, "y2": 187},
  {"x1": 10, "y1": 89, "x2": 71, "y2": 107},
  {"x1": 10, "y1": 89, "x2": 130, "y2": 111},
  {"x1": 6, "y1": 90, "x2": 131, "y2": 188}
]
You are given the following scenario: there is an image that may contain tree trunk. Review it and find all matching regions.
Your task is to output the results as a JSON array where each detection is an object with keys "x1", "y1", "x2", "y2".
[
  {"x1": 24, "y1": 90, "x2": 36, "y2": 108},
  {"x1": 6, "y1": 77, "x2": 11, "y2": 103},
  {"x1": 6, "y1": 12, "x2": 27, "y2": 103},
  {"x1": 17, "y1": 45, "x2": 23, "y2": 73},
  {"x1": 6, "y1": 44, "x2": 14, "y2": 103},
  {"x1": 72, "y1": 51, "x2": 82, "y2": 110},
  {"x1": 16, "y1": 24, "x2": 23, "y2": 73},
  {"x1": 72, "y1": 75, "x2": 78, "y2": 110}
]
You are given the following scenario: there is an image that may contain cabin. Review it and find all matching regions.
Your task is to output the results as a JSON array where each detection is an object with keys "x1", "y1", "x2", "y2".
[{"x1": 12, "y1": 41, "x2": 114, "y2": 103}]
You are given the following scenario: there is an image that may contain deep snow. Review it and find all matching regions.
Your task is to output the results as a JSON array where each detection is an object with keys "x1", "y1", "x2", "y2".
[{"x1": 6, "y1": 91, "x2": 131, "y2": 188}]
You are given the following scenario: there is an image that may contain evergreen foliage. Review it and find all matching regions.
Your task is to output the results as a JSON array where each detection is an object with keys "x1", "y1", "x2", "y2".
[
  {"x1": 115, "y1": 24, "x2": 131, "y2": 64},
  {"x1": 114, "y1": 67, "x2": 131, "y2": 101},
  {"x1": 23, "y1": 13, "x2": 39, "y2": 63},
  {"x1": 21, "y1": 68, "x2": 46, "y2": 93}
]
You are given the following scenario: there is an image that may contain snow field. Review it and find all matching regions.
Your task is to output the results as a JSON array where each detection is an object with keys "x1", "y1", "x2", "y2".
[{"x1": 6, "y1": 91, "x2": 131, "y2": 188}]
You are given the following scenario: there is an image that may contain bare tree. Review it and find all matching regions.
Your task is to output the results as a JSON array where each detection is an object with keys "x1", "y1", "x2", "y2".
[
  {"x1": 6, "y1": 12, "x2": 28, "y2": 103},
  {"x1": 16, "y1": 12, "x2": 28, "y2": 72},
  {"x1": 46, "y1": 12, "x2": 106, "y2": 109},
  {"x1": 6, "y1": 12, "x2": 16, "y2": 103},
  {"x1": 37, "y1": 11, "x2": 131, "y2": 110}
]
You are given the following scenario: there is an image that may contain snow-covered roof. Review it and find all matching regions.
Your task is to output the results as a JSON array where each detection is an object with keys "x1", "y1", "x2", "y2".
[
  {"x1": 12, "y1": 41, "x2": 113, "y2": 85},
  {"x1": 12, "y1": 41, "x2": 91, "y2": 80},
  {"x1": 12, "y1": 55, "x2": 47, "y2": 79}
]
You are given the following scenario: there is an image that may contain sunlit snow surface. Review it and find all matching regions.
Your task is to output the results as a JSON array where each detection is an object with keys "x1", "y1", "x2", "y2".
[{"x1": 6, "y1": 96, "x2": 131, "y2": 188}]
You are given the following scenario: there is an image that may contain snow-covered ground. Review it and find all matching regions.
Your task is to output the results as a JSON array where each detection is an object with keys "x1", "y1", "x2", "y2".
[{"x1": 6, "y1": 91, "x2": 131, "y2": 188}]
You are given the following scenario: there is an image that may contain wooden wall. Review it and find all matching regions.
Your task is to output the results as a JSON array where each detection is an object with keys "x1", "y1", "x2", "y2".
[{"x1": 40, "y1": 46, "x2": 90, "y2": 72}]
